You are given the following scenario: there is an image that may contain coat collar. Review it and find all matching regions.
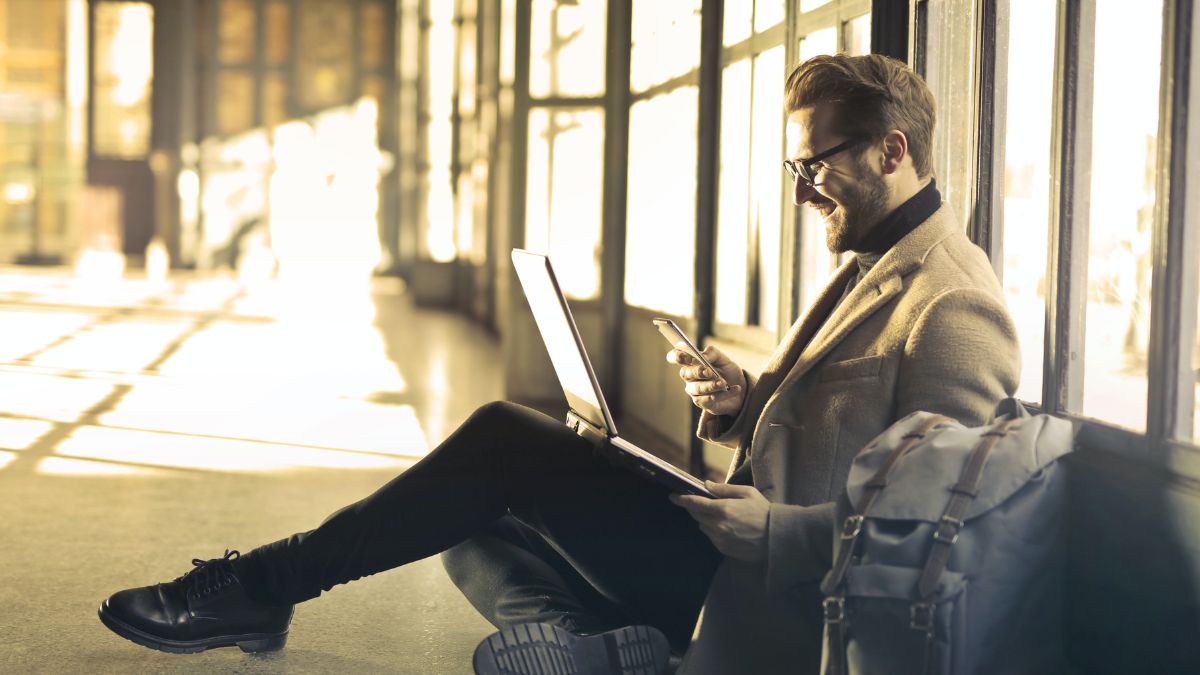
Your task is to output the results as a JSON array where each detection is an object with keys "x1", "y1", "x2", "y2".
[{"x1": 770, "y1": 203, "x2": 960, "y2": 396}]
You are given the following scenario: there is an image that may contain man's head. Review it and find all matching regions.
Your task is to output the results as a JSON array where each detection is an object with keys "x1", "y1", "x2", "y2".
[{"x1": 783, "y1": 54, "x2": 936, "y2": 253}]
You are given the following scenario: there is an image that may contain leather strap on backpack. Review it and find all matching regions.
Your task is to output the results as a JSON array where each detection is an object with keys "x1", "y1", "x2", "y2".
[
  {"x1": 819, "y1": 413, "x2": 952, "y2": 675},
  {"x1": 909, "y1": 417, "x2": 1024, "y2": 673}
]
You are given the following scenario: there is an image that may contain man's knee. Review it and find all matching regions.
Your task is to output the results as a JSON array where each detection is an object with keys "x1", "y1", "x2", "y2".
[{"x1": 440, "y1": 542, "x2": 479, "y2": 590}]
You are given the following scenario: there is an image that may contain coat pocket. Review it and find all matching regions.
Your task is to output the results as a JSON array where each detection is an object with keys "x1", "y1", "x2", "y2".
[{"x1": 818, "y1": 354, "x2": 883, "y2": 383}]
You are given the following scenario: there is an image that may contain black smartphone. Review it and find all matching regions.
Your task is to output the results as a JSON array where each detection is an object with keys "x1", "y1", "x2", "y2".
[{"x1": 652, "y1": 318, "x2": 720, "y2": 378}]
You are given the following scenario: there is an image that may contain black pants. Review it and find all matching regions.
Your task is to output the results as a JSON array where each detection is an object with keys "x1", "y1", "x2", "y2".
[{"x1": 235, "y1": 401, "x2": 722, "y2": 650}]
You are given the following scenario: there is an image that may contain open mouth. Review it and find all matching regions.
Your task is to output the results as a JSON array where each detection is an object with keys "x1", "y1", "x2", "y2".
[{"x1": 810, "y1": 201, "x2": 837, "y2": 219}]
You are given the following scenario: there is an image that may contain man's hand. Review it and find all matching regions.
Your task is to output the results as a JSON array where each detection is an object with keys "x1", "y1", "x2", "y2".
[
  {"x1": 667, "y1": 345, "x2": 747, "y2": 416},
  {"x1": 669, "y1": 482, "x2": 769, "y2": 561}
]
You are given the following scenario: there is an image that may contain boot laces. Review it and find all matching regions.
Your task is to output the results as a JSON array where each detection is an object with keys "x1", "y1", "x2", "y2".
[{"x1": 177, "y1": 549, "x2": 241, "y2": 599}]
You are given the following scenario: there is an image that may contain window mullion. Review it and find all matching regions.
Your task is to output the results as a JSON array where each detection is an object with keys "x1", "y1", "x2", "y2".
[
  {"x1": 1043, "y1": 0, "x2": 1094, "y2": 415},
  {"x1": 1147, "y1": 0, "x2": 1198, "y2": 445}
]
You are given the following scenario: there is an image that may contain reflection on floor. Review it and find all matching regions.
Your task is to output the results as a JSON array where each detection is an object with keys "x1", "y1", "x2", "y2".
[{"x1": 0, "y1": 266, "x2": 501, "y2": 674}]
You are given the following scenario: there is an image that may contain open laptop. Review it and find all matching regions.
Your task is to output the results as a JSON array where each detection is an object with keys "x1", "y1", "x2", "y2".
[{"x1": 511, "y1": 248, "x2": 715, "y2": 498}]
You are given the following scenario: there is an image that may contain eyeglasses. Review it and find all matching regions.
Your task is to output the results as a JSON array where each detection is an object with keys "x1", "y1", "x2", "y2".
[{"x1": 783, "y1": 137, "x2": 868, "y2": 187}]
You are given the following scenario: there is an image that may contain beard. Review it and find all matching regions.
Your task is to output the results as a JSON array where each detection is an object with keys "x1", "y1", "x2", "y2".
[{"x1": 820, "y1": 159, "x2": 891, "y2": 253}]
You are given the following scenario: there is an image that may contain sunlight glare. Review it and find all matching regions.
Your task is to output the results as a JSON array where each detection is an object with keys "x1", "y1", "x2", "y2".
[
  {"x1": 37, "y1": 456, "x2": 159, "y2": 477},
  {"x1": 57, "y1": 425, "x2": 418, "y2": 473},
  {"x1": 0, "y1": 417, "x2": 56, "y2": 452},
  {"x1": 0, "y1": 450, "x2": 17, "y2": 471}
]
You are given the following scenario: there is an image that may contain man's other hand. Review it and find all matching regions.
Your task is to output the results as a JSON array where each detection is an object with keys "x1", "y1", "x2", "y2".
[
  {"x1": 669, "y1": 482, "x2": 768, "y2": 561},
  {"x1": 667, "y1": 345, "x2": 747, "y2": 416}
]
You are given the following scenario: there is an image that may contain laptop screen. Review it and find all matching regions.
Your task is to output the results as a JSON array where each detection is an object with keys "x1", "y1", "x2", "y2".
[{"x1": 511, "y1": 250, "x2": 612, "y2": 431}]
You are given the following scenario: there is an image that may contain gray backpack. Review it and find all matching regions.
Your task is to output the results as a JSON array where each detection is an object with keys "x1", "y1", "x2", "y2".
[{"x1": 819, "y1": 399, "x2": 1075, "y2": 675}]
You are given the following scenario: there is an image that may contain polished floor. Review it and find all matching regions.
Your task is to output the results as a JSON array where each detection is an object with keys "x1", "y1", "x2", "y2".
[{"x1": 0, "y1": 267, "x2": 501, "y2": 674}]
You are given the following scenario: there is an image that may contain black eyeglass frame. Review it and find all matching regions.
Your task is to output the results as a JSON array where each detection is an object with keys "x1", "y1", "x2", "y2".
[{"x1": 783, "y1": 136, "x2": 870, "y2": 187}]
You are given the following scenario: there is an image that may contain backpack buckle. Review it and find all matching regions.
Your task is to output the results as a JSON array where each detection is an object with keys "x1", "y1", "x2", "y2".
[
  {"x1": 932, "y1": 515, "x2": 964, "y2": 544},
  {"x1": 841, "y1": 515, "x2": 864, "y2": 540},
  {"x1": 910, "y1": 602, "x2": 934, "y2": 631},
  {"x1": 823, "y1": 596, "x2": 845, "y2": 624}
]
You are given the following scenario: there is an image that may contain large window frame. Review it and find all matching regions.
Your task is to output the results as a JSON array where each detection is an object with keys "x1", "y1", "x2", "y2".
[{"x1": 928, "y1": 0, "x2": 1200, "y2": 462}]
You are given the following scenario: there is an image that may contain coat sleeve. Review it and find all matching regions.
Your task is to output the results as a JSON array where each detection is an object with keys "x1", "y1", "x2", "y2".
[
  {"x1": 765, "y1": 502, "x2": 835, "y2": 596},
  {"x1": 895, "y1": 287, "x2": 1020, "y2": 426}
]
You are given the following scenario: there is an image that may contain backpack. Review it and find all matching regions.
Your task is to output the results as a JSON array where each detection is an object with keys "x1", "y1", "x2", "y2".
[{"x1": 819, "y1": 399, "x2": 1075, "y2": 675}]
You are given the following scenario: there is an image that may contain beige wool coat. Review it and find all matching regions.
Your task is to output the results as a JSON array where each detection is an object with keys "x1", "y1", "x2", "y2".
[{"x1": 679, "y1": 204, "x2": 1020, "y2": 674}]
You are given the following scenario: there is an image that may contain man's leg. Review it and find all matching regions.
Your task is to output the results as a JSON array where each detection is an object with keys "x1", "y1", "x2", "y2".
[
  {"x1": 101, "y1": 400, "x2": 719, "y2": 654},
  {"x1": 441, "y1": 516, "x2": 632, "y2": 635},
  {"x1": 234, "y1": 402, "x2": 719, "y2": 623}
]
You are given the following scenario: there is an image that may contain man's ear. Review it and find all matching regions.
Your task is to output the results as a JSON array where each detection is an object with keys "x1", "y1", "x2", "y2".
[{"x1": 880, "y1": 130, "x2": 908, "y2": 175}]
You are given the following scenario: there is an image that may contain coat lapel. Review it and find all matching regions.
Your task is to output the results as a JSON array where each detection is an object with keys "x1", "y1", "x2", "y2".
[{"x1": 765, "y1": 204, "x2": 960, "y2": 405}]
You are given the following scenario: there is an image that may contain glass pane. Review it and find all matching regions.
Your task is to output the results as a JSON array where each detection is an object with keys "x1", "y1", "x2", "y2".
[
  {"x1": 424, "y1": 0, "x2": 457, "y2": 261},
  {"x1": 630, "y1": 0, "x2": 702, "y2": 93},
  {"x1": 529, "y1": 0, "x2": 606, "y2": 98},
  {"x1": 218, "y1": 0, "x2": 256, "y2": 64},
  {"x1": 799, "y1": 26, "x2": 836, "y2": 61},
  {"x1": 752, "y1": 46, "x2": 785, "y2": 333},
  {"x1": 459, "y1": 19, "x2": 477, "y2": 115},
  {"x1": 297, "y1": 0, "x2": 354, "y2": 109},
  {"x1": 264, "y1": 1, "x2": 290, "y2": 65},
  {"x1": 216, "y1": 70, "x2": 256, "y2": 135},
  {"x1": 844, "y1": 13, "x2": 871, "y2": 56},
  {"x1": 93, "y1": 2, "x2": 154, "y2": 158},
  {"x1": 262, "y1": 72, "x2": 289, "y2": 128},
  {"x1": 796, "y1": 26, "x2": 839, "y2": 314},
  {"x1": 924, "y1": 0, "x2": 979, "y2": 232},
  {"x1": 715, "y1": 59, "x2": 752, "y2": 325},
  {"x1": 525, "y1": 108, "x2": 605, "y2": 299},
  {"x1": 500, "y1": 0, "x2": 516, "y2": 84},
  {"x1": 754, "y1": 0, "x2": 785, "y2": 32},
  {"x1": 800, "y1": 0, "x2": 834, "y2": 12},
  {"x1": 1000, "y1": 0, "x2": 1056, "y2": 404},
  {"x1": 1080, "y1": 0, "x2": 1162, "y2": 431},
  {"x1": 360, "y1": 1, "x2": 388, "y2": 69},
  {"x1": 723, "y1": 0, "x2": 752, "y2": 47},
  {"x1": 625, "y1": 87, "x2": 699, "y2": 316}
]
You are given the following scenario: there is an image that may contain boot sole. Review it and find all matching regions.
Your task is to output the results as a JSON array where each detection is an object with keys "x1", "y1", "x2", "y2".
[
  {"x1": 98, "y1": 604, "x2": 288, "y2": 654},
  {"x1": 472, "y1": 623, "x2": 669, "y2": 675}
]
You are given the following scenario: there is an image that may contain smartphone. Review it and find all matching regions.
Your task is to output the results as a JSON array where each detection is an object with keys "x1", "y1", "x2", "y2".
[{"x1": 652, "y1": 318, "x2": 718, "y2": 376}]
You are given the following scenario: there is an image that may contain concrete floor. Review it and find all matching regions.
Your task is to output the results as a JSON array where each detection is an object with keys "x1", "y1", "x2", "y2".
[{"x1": 0, "y1": 267, "x2": 501, "y2": 674}]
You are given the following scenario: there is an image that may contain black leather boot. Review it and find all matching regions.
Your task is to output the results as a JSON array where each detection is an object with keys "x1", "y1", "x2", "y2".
[
  {"x1": 472, "y1": 623, "x2": 671, "y2": 675},
  {"x1": 98, "y1": 550, "x2": 293, "y2": 654}
]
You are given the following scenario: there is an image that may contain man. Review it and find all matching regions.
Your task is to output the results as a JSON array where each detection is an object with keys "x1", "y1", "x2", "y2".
[{"x1": 98, "y1": 54, "x2": 1018, "y2": 675}]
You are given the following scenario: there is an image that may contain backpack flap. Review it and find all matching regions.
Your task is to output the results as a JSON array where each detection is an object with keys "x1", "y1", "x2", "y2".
[{"x1": 844, "y1": 413, "x2": 1074, "y2": 524}]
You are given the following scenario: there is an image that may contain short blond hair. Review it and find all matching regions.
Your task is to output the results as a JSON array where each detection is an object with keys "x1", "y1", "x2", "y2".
[{"x1": 785, "y1": 54, "x2": 936, "y2": 178}]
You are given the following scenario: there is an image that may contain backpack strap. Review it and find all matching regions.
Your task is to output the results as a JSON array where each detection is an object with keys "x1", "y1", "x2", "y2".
[
  {"x1": 821, "y1": 413, "x2": 954, "y2": 597},
  {"x1": 908, "y1": 417, "x2": 1025, "y2": 672},
  {"x1": 819, "y1": 413, "x2": 952, "y2": 675}
]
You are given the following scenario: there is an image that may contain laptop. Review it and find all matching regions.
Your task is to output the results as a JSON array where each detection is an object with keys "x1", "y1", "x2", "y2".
[{"x1": 511, "y1": 248, "x2": 715, "y2": 498}]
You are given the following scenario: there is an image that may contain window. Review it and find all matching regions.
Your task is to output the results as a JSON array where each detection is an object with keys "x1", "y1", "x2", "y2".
[
  {"x1": 1078, "y1": 1, "x2": 1162, "y2": 432},
  {"x1": 714, "y1": 0, "x2": 785, "y2": 338},
  {"x1": 624, "y1": 0, "x2": 702, "y2": 316},
  {"x1": 93, "y1": 2, "x2": 154, "y2": 158},
  {"x1": 524, "y1": 0, "x2": 607, "y2": 298},
  {"x1": 998, "y1": 0, "x2": 1056, "y2": 404},
  {"x1": 423, "y1": 0, "x2": 457, "y2": 261}
]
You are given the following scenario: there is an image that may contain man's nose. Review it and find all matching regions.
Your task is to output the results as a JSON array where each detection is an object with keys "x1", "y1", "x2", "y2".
[{"x1": 792, "y1": 178, "x2": 818, "y2": 206}]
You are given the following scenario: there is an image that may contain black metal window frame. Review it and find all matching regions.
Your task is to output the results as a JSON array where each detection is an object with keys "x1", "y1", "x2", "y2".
[{"x1": 947, "y1": 0, "x2": 1200, "y2": 466}]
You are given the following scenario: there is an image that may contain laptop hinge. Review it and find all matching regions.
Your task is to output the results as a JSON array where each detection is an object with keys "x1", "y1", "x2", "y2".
[{"x1": 565, "y1": 410, "x2": 607, "y2": 446}]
